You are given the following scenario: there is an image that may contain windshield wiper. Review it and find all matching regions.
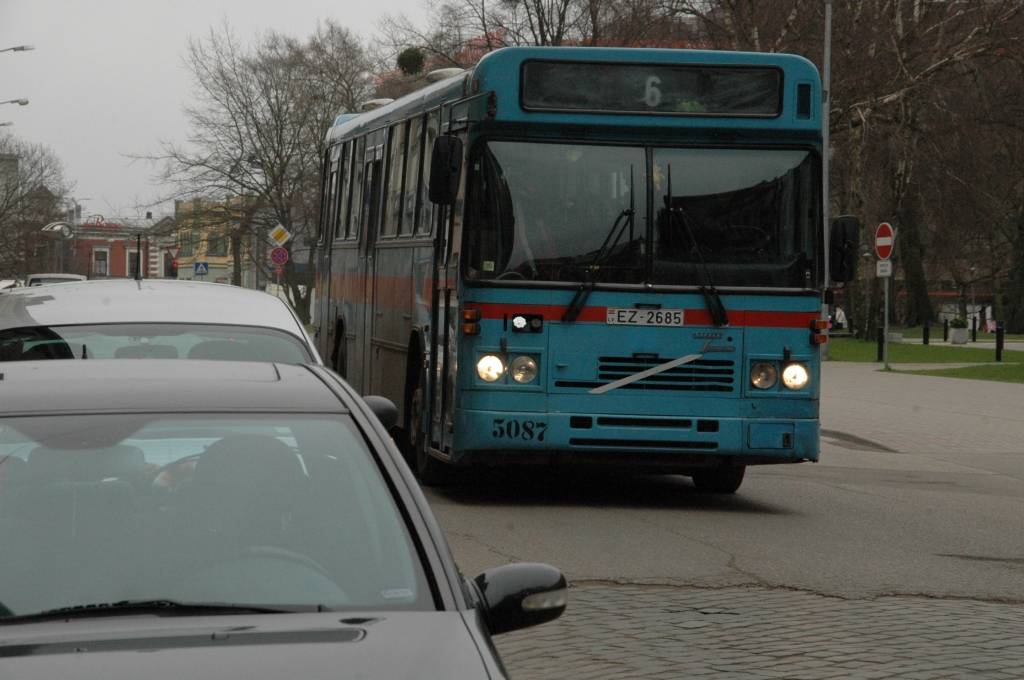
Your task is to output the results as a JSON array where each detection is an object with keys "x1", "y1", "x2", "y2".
[
  {"x1": 666, "y1": 165, "x2": 729, "y2": 327},
  {"x1": 0, "y1": 599, "x2": 315, "y2": 625},
  {"x1": 563, "y1": 166, "x2": 637, "y2": 324}
]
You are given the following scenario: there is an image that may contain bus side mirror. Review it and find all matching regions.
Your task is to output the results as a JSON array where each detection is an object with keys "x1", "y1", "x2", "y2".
[
  {"x1": 428, "y1": 135, "x2": 463, "y2": 206},
  {"x1": 830, "y1": 215, "x2": 860, "y2": 283}
]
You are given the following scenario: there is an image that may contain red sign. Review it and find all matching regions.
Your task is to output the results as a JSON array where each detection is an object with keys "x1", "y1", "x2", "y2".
[
  {"x1": 270, "y1": 247, "x2": 289, "y2": 266},
  {"x1": 274, "y1": 265, "x2": 284, "y2": 277},
  {"x1": 875, "y1": 222, "x2": 895, "y2": 260}
]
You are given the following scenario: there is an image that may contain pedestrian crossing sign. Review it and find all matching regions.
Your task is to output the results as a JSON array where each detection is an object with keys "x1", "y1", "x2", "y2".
[{"x1": 194, "y1": 262, "x2": 209, "y2": 276}]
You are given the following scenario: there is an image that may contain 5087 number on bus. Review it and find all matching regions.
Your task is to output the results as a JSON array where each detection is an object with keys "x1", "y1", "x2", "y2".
[{"x1": 492, "y1": 419, "x2": 547, "y2": 442}]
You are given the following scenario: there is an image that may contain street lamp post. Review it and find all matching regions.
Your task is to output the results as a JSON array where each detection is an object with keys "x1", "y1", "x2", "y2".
[{"x1": 41, "y1": 222, "x2": 74, "y2": 273}]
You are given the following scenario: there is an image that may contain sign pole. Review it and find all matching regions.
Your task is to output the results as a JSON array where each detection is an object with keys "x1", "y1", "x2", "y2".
[{"x1": 883, "y1": 276, "x2": 890, "y2": 370}]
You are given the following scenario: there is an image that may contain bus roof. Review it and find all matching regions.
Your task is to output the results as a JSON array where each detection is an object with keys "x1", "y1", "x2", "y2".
[{"x1": 325, "y1": 46, "x2": 821, "y2": 144}]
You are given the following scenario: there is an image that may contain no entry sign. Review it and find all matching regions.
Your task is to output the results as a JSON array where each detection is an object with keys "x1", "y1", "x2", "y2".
[{"x1": 875, "y1": 222, "x2": 895, "y2": 260}]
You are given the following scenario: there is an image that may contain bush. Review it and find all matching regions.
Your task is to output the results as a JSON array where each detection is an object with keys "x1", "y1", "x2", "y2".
[
  {"x1": 949, "y1": 317, "x2": 968, "y2": 328},
  {"x1": 397, "y1": 47, "x2": 425, "y2": 76}
]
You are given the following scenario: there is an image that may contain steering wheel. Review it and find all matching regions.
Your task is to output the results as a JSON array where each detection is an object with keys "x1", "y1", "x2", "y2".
[
  {"x1": 237, "y1": 545, "x2": 335, "y2": 581},
  {"x1": 182, "y1": 545, "x2": 349, "y2": 606},
  {"x1": 495, "y1": 269, "x2": 527, "y2": 280}
]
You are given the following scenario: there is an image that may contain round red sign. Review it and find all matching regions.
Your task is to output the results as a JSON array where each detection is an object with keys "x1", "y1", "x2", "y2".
[
  {"x1": 270, "y1": 247, "x2": 289, "y2": 266},
  {"x1": 875, "y1": 222, "x2": 895, "y2": 260}
]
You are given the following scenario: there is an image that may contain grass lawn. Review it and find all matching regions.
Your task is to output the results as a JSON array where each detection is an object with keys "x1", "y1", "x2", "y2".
[
  {"x1": 827, "y1": 337, "x2": 1024, "y2": 364},
  {"x1": 898, "y1": 363, "x2": 1024, "y2": 384},
  {"x1": 828, "y1": 338, "x2": 1024, "y2": 384},
  {"x1": 890, "y1": 326, "x2": 1024, "y2": 342}
]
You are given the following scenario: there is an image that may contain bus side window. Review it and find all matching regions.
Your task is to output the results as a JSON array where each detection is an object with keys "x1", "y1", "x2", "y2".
[
  {"x1": 402, "y1": 117, "x2": 423, "y2": 236},
  {"x1": 317, "y1": 148, "x2": 331, "y2": 243},
  {"x1": 418, "y1": 110, "x2": 441, "y2": 236},
  {"x1": 348, "y1": 137, "x2": 366, "y2": 239},
  {"x1": 383, "y1": 122, "x2": 407, "y2": 238},
  {"x1": 336, "y1": 141, "x2": 351, "y2": 240},
  {"x1": 326, "y1": 144, "x2": 342, "y2": 242}
]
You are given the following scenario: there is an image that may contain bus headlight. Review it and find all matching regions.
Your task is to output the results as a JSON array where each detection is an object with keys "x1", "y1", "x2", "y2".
[
  {"x1": 782, "y1": 363, "x2": 810, "y2": 390},
  {"x1": 510, "y1": 356, "x2": 538, "y2": 383},
  {"x1": 476, "y1": 354, "x2": 506, "y2": 382},
  {"x1": 750, "y1": 362, "x2": 778, "y2": 389}
]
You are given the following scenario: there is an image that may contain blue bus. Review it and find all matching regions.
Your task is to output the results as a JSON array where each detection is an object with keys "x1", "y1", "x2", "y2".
[{"x1": 314, "y1": 47, "x2": 859, "y2": 492}]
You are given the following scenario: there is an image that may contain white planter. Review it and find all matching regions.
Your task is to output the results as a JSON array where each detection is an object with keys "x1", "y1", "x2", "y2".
[{"x1": 949, "y1": 327, "x2": 968, "y2": 344}]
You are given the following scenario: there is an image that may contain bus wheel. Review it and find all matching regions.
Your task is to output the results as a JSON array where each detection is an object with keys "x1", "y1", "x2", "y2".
[
  {"x1": 407, "y1": 380, "x2": 453, "y2": 486},
  {"x1": 692, "y1": 465, "x2": 745, "y2": 494}
]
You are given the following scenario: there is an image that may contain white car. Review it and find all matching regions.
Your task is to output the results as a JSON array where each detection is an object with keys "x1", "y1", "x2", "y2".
[
  {"x1": 0, "y1": 278, "x2": 321, "y2": 364},
  {"x1": 23, "y1": 273, "x2": 87, "y2": 287}
]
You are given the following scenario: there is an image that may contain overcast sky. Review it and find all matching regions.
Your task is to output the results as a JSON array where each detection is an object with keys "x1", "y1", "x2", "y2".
[{"x1": 0, "y1": 0, "x2": 425, "y2": 219}]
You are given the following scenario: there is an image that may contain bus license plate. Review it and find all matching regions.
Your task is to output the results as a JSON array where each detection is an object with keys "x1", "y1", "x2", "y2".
[{"x1": 606, "y1": 308, "x2": 684, "y2": 326}]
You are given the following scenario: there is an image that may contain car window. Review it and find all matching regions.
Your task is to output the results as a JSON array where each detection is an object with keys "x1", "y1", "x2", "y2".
[
  {"x1": 0, "y1": 414, "x2": 432, "y2": 617},
  {"x1": 0, "y1": 323, "x2": 311, "y2": 363}
]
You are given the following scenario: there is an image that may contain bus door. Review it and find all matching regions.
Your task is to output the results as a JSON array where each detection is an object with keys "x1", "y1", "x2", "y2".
[
  {"x1": 353, "y1": 136, "x2": 385, "y2": 394},
  {"x1": 429, "y1": 127, "x2": 467, "y2": 455}
]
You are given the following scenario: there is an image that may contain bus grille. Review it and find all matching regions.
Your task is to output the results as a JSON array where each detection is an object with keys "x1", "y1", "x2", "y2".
[{"x1": 555, "y1": 356, "x2": 735, "y2": 392}]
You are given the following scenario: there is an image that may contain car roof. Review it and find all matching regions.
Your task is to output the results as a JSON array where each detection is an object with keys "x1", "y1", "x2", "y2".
[
  {"x1": 0, "y1": 279, "x2": 303, "y2": 333},
  {"x1": 0, "y1": 360, "x2": 346, "y2": 415}
]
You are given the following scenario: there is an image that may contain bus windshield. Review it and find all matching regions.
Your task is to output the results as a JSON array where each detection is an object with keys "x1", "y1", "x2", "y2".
[{"x1": 464, "y1": 141, "x2": 819, "y2": 288}]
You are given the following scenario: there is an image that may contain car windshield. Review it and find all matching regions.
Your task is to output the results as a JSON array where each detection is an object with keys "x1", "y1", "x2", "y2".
[
  {"x1": 0, "y1": 414, "x2": 432, "y2": 618},
  {"x1": 463, "y1": 141, "x2": 820, "y2": 287},
  {"x1": 28, "y1": 277, "x2": 81, "y2": 286},
  {"x1": 0, "y1": 323, "x2": 311, "y2": 363}
]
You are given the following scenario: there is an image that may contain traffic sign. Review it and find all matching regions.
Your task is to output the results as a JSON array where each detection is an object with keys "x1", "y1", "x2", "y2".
[
  {"x1": 876, "y1": 260, "x2": 892, "y2": 278},
  {"x1": 194, "y1": 262, "x2": 209, "y2": 276},
  {"x1": 269, "y1": 224, "x2": 292, "y2": 247},
  {"x1": 270, "y1": 247, "x2": 289, "y2": 266},
  {"x1": 875, "y1": 222, "x2": 895, "y2": 260}
]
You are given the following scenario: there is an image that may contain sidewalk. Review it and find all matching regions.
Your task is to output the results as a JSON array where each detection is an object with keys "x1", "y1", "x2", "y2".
[{"x1": 821, "y1": 361, "x2": 1024, "y2": 455}]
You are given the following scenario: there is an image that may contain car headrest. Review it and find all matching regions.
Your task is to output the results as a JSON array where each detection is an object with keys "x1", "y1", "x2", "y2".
[
  {"x1": 187, "y1": 340, "x2": 257, "y2": 361},
  {"x1": 114, "y1": 344, "x2": 180, "y2": 359},
  {"x1": 25, "y1": 445, "x2": 146, "y2": 482}
]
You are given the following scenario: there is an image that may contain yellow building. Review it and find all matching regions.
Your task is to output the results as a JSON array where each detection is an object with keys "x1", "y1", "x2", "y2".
[{"x1": 173, "y1": 198, "x2": 239, "y2": 283}]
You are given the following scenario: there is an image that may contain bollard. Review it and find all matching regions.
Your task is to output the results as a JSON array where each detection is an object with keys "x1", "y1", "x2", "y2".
[
  {"x1": 971, "y1": 316, "x2": 978, "y2": 342},
  {"x1": 922, "y1": 323, "x2": 930, "y2": 345},
  {"x1": 943, "y1": 318, "x2": 949, "y2": 342},
  {"x1": 996, "y1": 322, "x2": 1005, "y2": 362},
  {"x1": 877, "y1": 326, "x2": 884, "y2": 362}
]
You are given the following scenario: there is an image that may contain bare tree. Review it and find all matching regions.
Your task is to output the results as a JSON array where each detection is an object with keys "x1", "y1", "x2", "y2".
[
  {"x1": 0, "y1": 133, "x2": 72, "y2": 278},
  {"x1": 146, "y1": 21, "x2": 373, "y2": 323}
]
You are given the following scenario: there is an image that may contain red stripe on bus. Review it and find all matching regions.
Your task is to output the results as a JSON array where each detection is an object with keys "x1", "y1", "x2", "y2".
[{"x1": 466, "y1": 303, "x2": 817, "y2": 328}]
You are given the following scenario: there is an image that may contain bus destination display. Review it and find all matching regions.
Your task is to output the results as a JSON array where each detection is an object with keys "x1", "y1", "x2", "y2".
[{"x1": 521, "y1": 61, "x2": 781, "y2": 116}]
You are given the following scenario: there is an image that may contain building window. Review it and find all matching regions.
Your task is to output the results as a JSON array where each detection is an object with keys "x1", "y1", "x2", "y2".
[
  {"x1": 126, "y1": 250, "x2": 141, "y2": 278},
  {"x1": 92, "y1": 249, "x2": 109, "y2": 276},
  {"x1": 207, "y1": 232, "x2": 229, "y2": 257}
]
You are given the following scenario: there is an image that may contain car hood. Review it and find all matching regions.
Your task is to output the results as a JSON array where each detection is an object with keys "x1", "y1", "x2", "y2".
[{"x1": 0, "y1": 612, "x2": 492, "y2": 679}]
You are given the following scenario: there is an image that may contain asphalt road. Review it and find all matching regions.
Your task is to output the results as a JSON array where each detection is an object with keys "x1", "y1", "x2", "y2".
[{"x1": 423, "y1": 362, "x2": 1024, "y2": 677}]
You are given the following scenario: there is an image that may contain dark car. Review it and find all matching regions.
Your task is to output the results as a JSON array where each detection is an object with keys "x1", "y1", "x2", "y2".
[{"x1": 0, "y1": 360, "x2": 566, "y2": 678}]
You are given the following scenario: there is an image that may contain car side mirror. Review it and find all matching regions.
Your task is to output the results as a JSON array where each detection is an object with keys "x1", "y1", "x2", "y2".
[
  {"x1": 473, "y1": 562, "x2": 567, "y2": 635},
  {"x1": 363, "y1": 395, "x2": 398, "y2": 430},
  {"x1": 428, "y1": 135, "x2": 463, "y2": 206},
  {"x1": 830, "y1": 215, "x2": 860, "y2": 283}
]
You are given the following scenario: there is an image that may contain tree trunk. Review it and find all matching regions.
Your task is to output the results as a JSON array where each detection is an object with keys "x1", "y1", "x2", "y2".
[
  {"x1": 894, "y1": 201, "x2": 933, "y2": 325},
  {"x1": 1004, "y1": 214, "x2": 1024, "y2": 332}
]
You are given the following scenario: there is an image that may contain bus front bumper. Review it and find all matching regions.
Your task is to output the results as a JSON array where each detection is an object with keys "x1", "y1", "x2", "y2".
[{"x1": 451, "y1": 408, "x2": 819, "y2": 469}]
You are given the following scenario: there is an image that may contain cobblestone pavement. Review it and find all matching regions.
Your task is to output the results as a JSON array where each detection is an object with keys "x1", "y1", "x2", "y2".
[{"x1": 495, "y1": 584, "x2": 1024, "y2": 679}]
